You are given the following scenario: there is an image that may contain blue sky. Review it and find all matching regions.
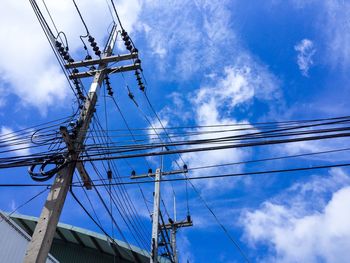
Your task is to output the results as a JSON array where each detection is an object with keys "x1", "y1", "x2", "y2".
[{"x1": 1, "y1": 0, "x2": 350, "y2": 262}]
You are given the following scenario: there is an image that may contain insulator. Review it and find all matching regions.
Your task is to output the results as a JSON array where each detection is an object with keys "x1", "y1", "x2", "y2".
[
  {"x1": 90, "y1": 41, "x2": 97, "y2": 47},
  {"x1": 135, "y1": 70, "x2": 140, "y2": 76},
  {"x1": 105, "y1": 79, "x2": 111, "y2": 85},
  {"x1": 124, "y1": 40, "x2": 131, "y2": 46},
  {"x1": 88, "y1": 36, "x2": 95, "y2": 42},
  {"x1": 76, "y1": 119, "x2": 83, "y2": 128},
  {"x1": 61, "y1": 50, "x2": 67, "y2": 56},
  {"x1": 132, "y1": 48, "x2": 138, "y2": 53},
  {"x1": 79, "y1": 95, "x2": 85, "y2": 101},
  {"x1": 55, "y1": 41, "x2": 62, "y2": 47},
  {"x1": 72, "y1": 68, "x2": 79, "y2": 74},
  {"x1": 134, "y1": 58, "x2": 141, "y2": 64},
  {"x1": 64, "y1": 55, "x2": 70, "y2": 61},
  {"x1": 107, "y1": 170, "x2": 112, "y2": 180},
  {"x1": 73, "y1": 79, "x2": 79, "y2": 85},
  {"x1": 121, "y1": 30, "x2": 127, "y2": 37},
  {"x1": 58, "y1": 47, "x2": 65, "y2": 53},
  {"x1": 126, "y1": 45, "x2": 133, "y2": 51},
  {"x1": 138, "y1": 80, "x2": 143, "y2": 86},
  {"x1": 95, "y1": 50, "x2": 101, "y2": 56},
  {"x1": 122, "y1": 35, "x2": 129, "y2": 41},
  {"x1": 148, "y1": 168, "x2": 153, "y2": 174},
  {"x1": 68, "y1": 58, "x2": 74, "y2": 63},
  {"x1": 136, "y1": 76, "x2": 142, "y2": 81},
  {"x1": 183, "y1": 164, "x2": 188, "y2": 171},
  {"x1": 131, "y1": 170, "x2": 136, "y2": 176},
  {"x1": 93, "y1": 46, "x2": 99, "y2": 52},
  {"x1": 187, "y1": 215, "x2": 191, "y2": 222},
  {"x1": 158, "y1": 241, "x2": 166, "y2": 247},
  {"x1": 108, "y1": 90, "x2": 113, "y2": 96},
  {"x1": 85, "y1": 55, "x2": 92, "y2": 60},
  {"x1": 168, "y1": 218, "x2": 174, "y2": 224},
  {"x1": 139, "y1": 85, "x2": 145, "y2": 91}
]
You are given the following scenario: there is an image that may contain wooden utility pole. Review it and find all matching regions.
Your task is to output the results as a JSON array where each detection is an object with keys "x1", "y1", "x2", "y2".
[{"x1": 24, "y1": 24, "x2": 140, "y2": 262}]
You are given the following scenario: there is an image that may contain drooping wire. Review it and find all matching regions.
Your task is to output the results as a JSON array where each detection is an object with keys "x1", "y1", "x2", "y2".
[
  {"x1": 89, "y1": 117, "x2": 151, "y2": 253},
  {"x1": 0, "y1": 187, "x2": 49, "y2": 223},
  {"x1": 72, "y1": 0, "x2": 90, "y2": 36}
]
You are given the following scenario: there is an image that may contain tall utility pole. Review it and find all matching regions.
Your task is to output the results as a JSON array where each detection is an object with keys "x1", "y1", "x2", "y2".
[
  {"x1": 24, "y1": 24, "x2": 140, "y2": 263},
  {"x1": 131, "y1": 167, "x2": 189, "y2": 263},
  {"x1": 151, "y1": 168, "x2": 162, "y2": 263},
  {"x1": 162, "y1": 217, "x2": 193, "y2": 263}
]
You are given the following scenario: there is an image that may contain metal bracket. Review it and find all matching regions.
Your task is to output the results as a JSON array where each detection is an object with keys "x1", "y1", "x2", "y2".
[
  {"x1": 69, "y1": 64, "x2": 141, "y2": 79},
  {"x1": 131, "y1": 168, "x2": 188, "y2": 179},
  {"x1": 64, "y1": 52, "x2": 138, "y2": 69},
  {"x1": 59, "y1": 126, "x2": 92, "y2": 190}
]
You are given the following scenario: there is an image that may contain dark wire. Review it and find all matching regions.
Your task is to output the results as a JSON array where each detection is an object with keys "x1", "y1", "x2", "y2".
[
  {"x1": 29, "y1": 0, "x2": 80, "y2": 100},
  {"x1": 92, "y1": 115, "x2": 152, "y2": 247},
  {"x1": 0, "y1": 187, "x2": 49, "y2": 222},
  {"x1": 88, "y1": 162, "x2": 350, "y2": 186},
  {"x1": 89, "y1": 118, "x2": 151, "y2": 253},
  {"x1": 110, "y1": 0, "x2": 124, "y2": 30},
  {"x1": 72, "y1": 0, "x2": 90, "y2": 36}
]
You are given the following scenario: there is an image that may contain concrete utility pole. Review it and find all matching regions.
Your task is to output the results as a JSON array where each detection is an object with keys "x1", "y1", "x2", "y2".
[
  {"x1": 166, "y1": 219, "x2": 193, "y2": 263},
  {"x1": 171, "y1": 226, "x2": 177, "y2": 263},
  {"x1": 150, "y1": 168, "x2": 162, "y2": 263},
  {"x1": 24, "y1": 24, "x2": 140, "y2": 263},
  {"x1": 163, "y1": 216, "x2": 193, "y2": 263},
  {"x1": 131, "y1": 167, "x2": 189, "y2": 263}
]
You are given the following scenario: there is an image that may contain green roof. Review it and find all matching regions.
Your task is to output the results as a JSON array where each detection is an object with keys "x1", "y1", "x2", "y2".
[{"x1": 9, "y1": 213, "x2": 170, "y2": 263}]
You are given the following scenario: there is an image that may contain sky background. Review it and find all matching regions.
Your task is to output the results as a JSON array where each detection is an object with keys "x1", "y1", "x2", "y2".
[{"x1": 1, "y1": 0, "x2": 350, "y2": 262}]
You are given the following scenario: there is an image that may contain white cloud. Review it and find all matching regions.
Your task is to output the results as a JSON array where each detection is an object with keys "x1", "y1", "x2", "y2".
[
  {"x1": 0, "y1": 0, "x2": 141, "y2": 113},
  {"x1": 322, "y1": 0, "x2": 350, "y2": 68},
  {"x1": 177, "y1": 62, "x2": 280, "y2": 190},
  {"x1": 294, "y1": 39, "x2": 316, "y2": 77},
  {"x1": 279, "y1": 136, "x2": 350, "y2": 162},
  {"x1": 0, "y1": 126, "x2": 31, "y2": 156},
  {"x1": 137, "y1": 0, "x2": 236, "y2": 79},
  {"x1": 241, "y1": 168, "x2": 350, "y2": 263},
  {"x1": 290, "y1": 0, "x2": 350, "y2": 68}
]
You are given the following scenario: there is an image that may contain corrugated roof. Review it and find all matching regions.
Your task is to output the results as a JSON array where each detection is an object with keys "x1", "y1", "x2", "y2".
[
  {"x1": 0, "y1": 212, "x2": 58, "y2": 263},
  {"x1": 9, "y1": 213, "x2": 171, "y2": 263}
]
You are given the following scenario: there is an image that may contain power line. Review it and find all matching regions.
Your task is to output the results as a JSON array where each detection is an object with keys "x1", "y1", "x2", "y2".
[
  {"x1": 0, "y1": 187, "x2": 49, "y2": 222},
  {"x1": 85, "y1": 162, "x2": 350, "y2": 186}
]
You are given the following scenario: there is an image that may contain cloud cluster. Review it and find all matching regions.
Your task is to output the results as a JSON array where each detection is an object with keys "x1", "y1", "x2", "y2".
[
  {"x1": 291, "y1": 0, "x2": 350, "y2": 69},
  {"x1": 177, "y1": 61, "x2": 280, "y2": 190},
  {"x1": 294, "y1": 39, "x2": 316, "y2": 77},
  {"x1": 241, "y1": 168, "x2": 350, "y2": 263},
  {"x1": 137, "y1": 0, "x2": 236, "y2": 79},
  {"x1": 0, "y1": 126, "x2": 31, "y2": 156},
  {"x1": 0, "y1": 0, "x2": 141, "y2": 113}
]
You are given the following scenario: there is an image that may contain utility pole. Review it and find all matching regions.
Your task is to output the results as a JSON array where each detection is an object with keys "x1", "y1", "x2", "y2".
[
  {"x1": 24, "y1": 24, "x2": 140, "y2": 263},
  {"x1": 171, "y1": 226, "x2": 177, "y2": 263},
  {"x1": 151, "y1": 168, "x2": 161, "y2": 263},
  {"x1": 131, "y1": 167, "x2": 189, "y2": 263},
  {"x1": 162, "y1": 216, "x2": 193, "y2": 263}
]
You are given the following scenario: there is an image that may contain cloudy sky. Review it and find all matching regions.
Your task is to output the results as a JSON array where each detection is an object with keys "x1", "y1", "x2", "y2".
[{"x1": 1, "y1": 0, "x2": 350, "y2": 262}]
